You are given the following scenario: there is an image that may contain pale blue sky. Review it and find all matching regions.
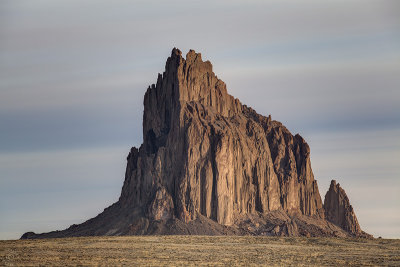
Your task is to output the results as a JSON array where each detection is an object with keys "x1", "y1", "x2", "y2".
[{"x1": 0, "y1": 0, "x2": 399, "y2": 239}]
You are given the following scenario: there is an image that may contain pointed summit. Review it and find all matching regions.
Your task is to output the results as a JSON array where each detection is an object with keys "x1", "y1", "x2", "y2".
[
  {"x1": 324, "y1": 180, "x2": 364, "y2": 236},
  {"x1": 21, "y1": 49, "x2": 369, "y2": 239}
]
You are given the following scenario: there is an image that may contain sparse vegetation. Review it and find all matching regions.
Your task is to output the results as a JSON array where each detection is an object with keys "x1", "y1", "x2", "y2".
[{"x1": 1, "y1": 236, "x2": 399, "y2": 266}]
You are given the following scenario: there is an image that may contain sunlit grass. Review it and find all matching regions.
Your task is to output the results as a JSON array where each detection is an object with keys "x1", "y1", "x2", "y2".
[{"x1": 1, "y1": 236, "x2": 399, "y2": 266}]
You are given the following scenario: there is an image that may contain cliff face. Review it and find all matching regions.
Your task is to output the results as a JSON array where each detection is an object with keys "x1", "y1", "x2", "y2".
[
  {"x1": 120, "y1": 48, "x2": 324, "y2": 226},
  {"x1": 21, "y1": 49, "x2": 368, "y2": 239}
]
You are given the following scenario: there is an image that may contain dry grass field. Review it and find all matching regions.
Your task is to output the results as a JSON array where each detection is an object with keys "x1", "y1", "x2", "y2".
[{"x1": 1, "y1": 235, "x2": 399, "y2": 266}]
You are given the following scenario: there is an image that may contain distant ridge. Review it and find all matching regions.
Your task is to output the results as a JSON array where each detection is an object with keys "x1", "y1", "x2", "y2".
[{"x1": 22, "y1": 49, "x2": 371, "y2": 239}]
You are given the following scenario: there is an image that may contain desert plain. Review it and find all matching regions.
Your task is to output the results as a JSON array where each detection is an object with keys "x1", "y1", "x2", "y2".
[{"x1": 1, "y1": 235, "x2": 399, "y2": 266}]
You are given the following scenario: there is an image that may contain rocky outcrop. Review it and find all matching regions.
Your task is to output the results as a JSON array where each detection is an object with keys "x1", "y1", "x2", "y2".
[
  {"x1": 324, "y1": 180, "x2": 368, "y2": 237},
  {"x1": 120, "y1": 48, "x2": 324, "y2": 226},
  {"x1": 21, "y1": 48, "x2": 369, "y2": 239}
]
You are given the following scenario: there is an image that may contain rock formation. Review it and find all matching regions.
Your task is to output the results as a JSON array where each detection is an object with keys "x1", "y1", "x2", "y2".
[
  {"x1": 21, "y1": 48, "x2": 370, "y2": 239},
  {"x1": 324, "y1": 180, "x2": 370, "y2": 237}
]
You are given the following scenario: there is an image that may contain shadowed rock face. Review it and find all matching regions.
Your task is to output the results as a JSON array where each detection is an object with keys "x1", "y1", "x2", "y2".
[
  {"x1": 21, "y1": 49, "x2": 369, "y2": 239},
  {"x1": 324, "y1": 180, "x2": 362, "y2": 235}
]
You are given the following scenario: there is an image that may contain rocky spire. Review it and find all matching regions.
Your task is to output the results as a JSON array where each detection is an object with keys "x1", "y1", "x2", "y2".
[
  {"x1": 123, "y1": 48, "x2": 325, "y2": 225},
  {"x1": 142, "y1": 48, "x2": 242, "y2": 150},
  {"x1": 324, "y1": 180, "x2": 361, "y2": 235},
  {"x1": 21, "y1": 49, "x2": 369, "y2": 239}
]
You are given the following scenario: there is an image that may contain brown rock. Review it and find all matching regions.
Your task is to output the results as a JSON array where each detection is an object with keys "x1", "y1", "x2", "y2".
[
  {"x1": 324, "y1": 180, "x2": 362, "y2": 235},
  {"x1": 122, "y1": 48, "x2": 324, "y2": 226},
  {"x1": 21, "y1": 48, "x2": 369, "y2": 239},
  {"x1": 148, "y1": 187, "x2": 174, "y2": 221}
]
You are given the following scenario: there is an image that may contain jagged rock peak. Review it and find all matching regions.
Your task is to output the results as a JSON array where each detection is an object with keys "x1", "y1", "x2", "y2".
[
  {"x1": 137, "y1": 48, "x2": 326, "y2": 226},
  {"x1": 21, "y1": 48, "x2": 369, "y2": 239},
  {"x1": 324, "y1": 180, "x2": 362, "y2": 235},
  {"x1": 142, "y1": 48, "x2": 244, "y2": 155},
  {"x1": 144, "y1": 48, "x2": 242, "y2": 128}
]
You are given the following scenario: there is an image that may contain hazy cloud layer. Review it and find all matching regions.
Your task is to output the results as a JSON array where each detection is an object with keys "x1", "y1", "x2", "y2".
[{"x1": 0, "y1": 0, "x2": 399, "y2": 239}]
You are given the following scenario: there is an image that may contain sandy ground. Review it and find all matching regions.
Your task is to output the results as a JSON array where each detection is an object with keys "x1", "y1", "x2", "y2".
[{"x1": 1, "y1": 235, "x2": 399, "y2": 266}]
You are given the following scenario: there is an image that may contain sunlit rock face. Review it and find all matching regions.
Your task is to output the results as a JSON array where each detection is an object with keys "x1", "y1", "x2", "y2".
[
  {"x1": 22, "y1": 49, "x2": 370, "y2": 239},
  {"x1": 120, "y1": 48, "x2": 325, "y2": 225}
]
